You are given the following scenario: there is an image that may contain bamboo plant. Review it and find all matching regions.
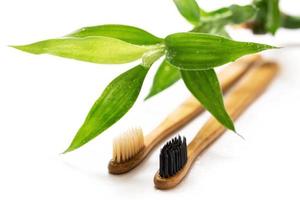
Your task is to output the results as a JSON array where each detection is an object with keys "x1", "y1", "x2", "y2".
[{"x1": 12, "y1": 0, "x2": 300, "y2": 153}]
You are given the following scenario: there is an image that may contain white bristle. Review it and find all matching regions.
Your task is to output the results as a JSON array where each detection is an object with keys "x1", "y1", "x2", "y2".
[{"x1": 112, "y1": 127, "x2": 145, "y2": 163}]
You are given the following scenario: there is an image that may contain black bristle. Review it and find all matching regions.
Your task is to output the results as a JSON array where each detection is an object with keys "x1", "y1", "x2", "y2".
[
  {"x1": 159, "y1": 135, "x2": 188, "y2": 178},
  {"x1": 164, "y1": 153, "x2": 169, "y2": 178},
  {"x1": 170, "y1": 151, "x2": 175, "y2": 175},
  {"x1": 159, "y1": 152, "x2": 164, "y2": 176},
  {"x1": 176, "y1": 148, "x2": 180, "y2": 171},
  {"x1": 178, "y1": 146, "x2": 182, "y2": 169}
]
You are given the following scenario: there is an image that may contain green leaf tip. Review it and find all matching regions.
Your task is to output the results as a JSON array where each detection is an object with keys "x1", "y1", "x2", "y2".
[
  {"x1": 181, "y1": 69, "x2": 235, "y2": 132},
  {"x1": 10, "y1": 43, "x2": 45, "y2": 54},
  {"x1": 234, "y1": 131, "x2": 245, "y2": 140},
  {"x1": 64, "y1": 64, "x2": 148, "y2": 153}
]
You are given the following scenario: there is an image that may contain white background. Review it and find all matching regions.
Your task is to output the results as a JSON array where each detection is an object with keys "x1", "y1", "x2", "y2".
[{"x1": 1, "y1": 0, "x2": 300, "y2": 199}]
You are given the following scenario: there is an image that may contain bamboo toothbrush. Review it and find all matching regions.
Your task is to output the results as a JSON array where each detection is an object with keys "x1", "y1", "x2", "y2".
[
  {"x1": 154, "y1": 61, "x2": 279, "y2": 189},
  {"x1": 108, "y1": 55, "x2": 261, "y2": 174}
]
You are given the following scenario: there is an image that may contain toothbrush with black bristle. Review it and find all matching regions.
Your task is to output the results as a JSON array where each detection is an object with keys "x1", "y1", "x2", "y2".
[
  {"x1": 108, "y1": 55, "x2": 261, "y2": 174},
  {"x1": 159, "y1": 135, "x2": 188, "y2": 179},
  {"x1": 154, "y1": 61, "x2": 279, "y2": 189}
]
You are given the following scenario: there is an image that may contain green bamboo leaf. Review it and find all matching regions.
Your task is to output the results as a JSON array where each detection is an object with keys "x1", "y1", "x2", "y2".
[
  {"x1": 64, "y1": 65, "x2": 148, "y2": 153},
  {"x1": 145, "y1": 60, "x2": 180, "y2": 100},
  {"x1": 192, "y1": 21, "x2": 231, "y2": 38},
  {"x1": 252, "y1": 0, "x2": 267, "y2": 34},
  {"x1": 181, "y1": 69, "x2": 235, "y2": 131},
  {"x1": 192, "y1": 4, "x2": 255, "y2": 38},
  {"x1": 229, "y1": 4, "x2": 256, "y2": 24},
  {"x1": 266, "y1": 0, "x2": 280, "y2": 34},
  {"x1": 67, "y1": 24, "x2": 163, "y2": 45},
  {"x1": 12, "y1": 36, "x2": 152, "y2": 64},
  {"x1": 252, "y1": 0, "x2": 281, "y2": 34},
  {"x1": 173, "y1": 0, "x2": 201, "y2": 25},
  {"x1": 281, "y1": 14, "x2": 300, "y2": 29},
  {"x1": 165, "y1": 32, "x2": 275, "y2": 70},
  {"x1": 193, "y1": 8, "x2": 231, "y2": 38},
  {"x1": 197, "y1": 4, "x2": 255, "y2": 24},
  {"x1": 203, "y1": 7, "x2": 231, "y2": 19}
]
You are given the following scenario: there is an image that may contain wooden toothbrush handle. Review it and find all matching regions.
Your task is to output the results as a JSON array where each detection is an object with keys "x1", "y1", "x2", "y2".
[
  {"x1": 145, "y1": 55, "x2": 261, "y2": 149},
  {"x1": 188, "y1": 62, "x2": 279, "y2": 160}
]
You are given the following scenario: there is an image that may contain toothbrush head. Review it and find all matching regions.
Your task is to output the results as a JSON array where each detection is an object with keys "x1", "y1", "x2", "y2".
[
  {"x1": 112, "y1": 127, "x2": 145, "y2": 163},
  {"x1": 159, "y1": 135, "x2": 187, "y2": 178}
]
